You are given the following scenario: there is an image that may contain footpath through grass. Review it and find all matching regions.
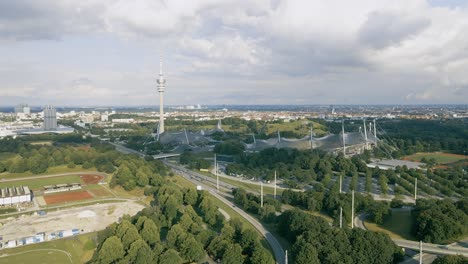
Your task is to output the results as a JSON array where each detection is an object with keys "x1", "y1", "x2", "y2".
[
  {"x1": 365, "y1": 209, "x2": 416, "y2": 240},
  {"x1": 0, "y1": 232, "x2": 97, "y2": 264}
]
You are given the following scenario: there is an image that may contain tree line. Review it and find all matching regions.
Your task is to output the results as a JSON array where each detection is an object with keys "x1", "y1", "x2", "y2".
[{"x1": 90, "y1": 182, "x2": 275, "y2": 264}]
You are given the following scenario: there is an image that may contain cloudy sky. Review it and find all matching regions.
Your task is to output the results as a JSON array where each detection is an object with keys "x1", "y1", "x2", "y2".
[{"x1": 0, "y1": 0, "x2": 467, "y2": 106}]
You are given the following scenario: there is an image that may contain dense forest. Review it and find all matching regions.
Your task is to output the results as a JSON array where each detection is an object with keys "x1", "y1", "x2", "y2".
[
  {"x1": 278, "y1": 209, "x2": 403, "y2": 263},
  {"x1": 225, "y1": 148, "x2": 368, "y2": 182},
  {"x1": 412, "y1": 199, "x2": 468, "y2": 243},
  {"x1": 90, "y1": 184, "x2": 274, "y2": 263}
]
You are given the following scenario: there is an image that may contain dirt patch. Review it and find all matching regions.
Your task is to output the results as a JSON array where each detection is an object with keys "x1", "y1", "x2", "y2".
[
  {"x1": 89, "y1": 188, "x2": 112, "y2": 197},
  {"x1": 44, "y1": 191, "x2": 93, "y2": 205},
  {"x1": 80, "y1": 174, "x2": 104, "y2": 184}
]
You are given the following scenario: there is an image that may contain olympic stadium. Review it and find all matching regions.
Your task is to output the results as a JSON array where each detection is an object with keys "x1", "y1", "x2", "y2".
[{"x1": 153, "y1": 119, "x2": 378, "y2": 155}]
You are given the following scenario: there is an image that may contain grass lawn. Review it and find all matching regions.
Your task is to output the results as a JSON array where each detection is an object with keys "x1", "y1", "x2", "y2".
[
  {"x1": 0, "y1": 232, "x2": 97, "y2": 264},
  {"x1": 109, "y1": 185, "x2": 145, "y2": 199},
  {"x1": 365, "y1": 209, "x2": 416, "y2": 240},
  {"x1": 404, "y1": 152, "x2": 466, "y2": 164},
  {"x1": 0, "y1": 175, "x2": 82, "y2": 190},
  {"x1": 0, "y1": 165, "x2": 97, "y2": 180}
]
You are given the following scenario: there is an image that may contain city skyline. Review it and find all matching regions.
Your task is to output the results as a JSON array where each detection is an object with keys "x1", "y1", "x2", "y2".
[{"x1": 1, "y1": 0, "x2": 468, "y2": 106}]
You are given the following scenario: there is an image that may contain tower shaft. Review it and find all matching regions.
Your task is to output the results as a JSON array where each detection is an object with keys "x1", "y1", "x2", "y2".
[
  {"x1": 157, "y1": 58, "x2": 166, "y2": 134},
  {"x1": 159, "y1": 91, "x2": 164, "y2": 133}
]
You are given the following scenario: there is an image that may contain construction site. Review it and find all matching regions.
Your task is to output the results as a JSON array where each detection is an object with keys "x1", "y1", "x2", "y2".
[{"x1": 0, "y1": 201, "x2": 144, "y2": 249}]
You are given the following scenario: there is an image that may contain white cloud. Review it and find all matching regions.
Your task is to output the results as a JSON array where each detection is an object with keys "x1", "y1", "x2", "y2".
[{"x1": 0, "y1": 0, "x2": 467, "y2": 105}]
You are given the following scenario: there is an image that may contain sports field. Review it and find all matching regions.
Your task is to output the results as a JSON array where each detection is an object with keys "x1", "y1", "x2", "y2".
[
  {"x1": 0, "y1": 175, "x2": 81, "y2": 190},
  {"x1": 403, "y1": 152, "x2": 466, "y2": 164}
]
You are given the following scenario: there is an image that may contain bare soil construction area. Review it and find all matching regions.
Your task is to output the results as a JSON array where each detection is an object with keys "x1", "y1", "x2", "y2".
[
  {"x1": 44, "y1": 191, "x2": 93, "y2": 205},
  {"x1": 0, "y1": 201, "x2": 145, "y2": 242},
  {"x1": 79, "y1": 174, "x2": 104, "y2": 184}
]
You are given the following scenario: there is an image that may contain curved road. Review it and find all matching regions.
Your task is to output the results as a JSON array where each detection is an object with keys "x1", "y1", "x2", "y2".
[
  {"x1": 354, "y1": 213, "x2": 468, "y2": 257},
  {"x1": 167, "y1": 163, "x2": 285, "y2": 264}
]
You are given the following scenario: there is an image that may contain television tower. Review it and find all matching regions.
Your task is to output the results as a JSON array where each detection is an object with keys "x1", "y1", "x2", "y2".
[{"x1": 157, "y1": 57, "x2": 166, "y2": 134}]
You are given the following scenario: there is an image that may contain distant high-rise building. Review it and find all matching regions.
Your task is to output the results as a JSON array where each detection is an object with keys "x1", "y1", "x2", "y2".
[
  {"x1": 157, "y1": 57, "x2": 166, "y2": 134},
  {"x1": 15, "y1": 104, "x2": 30, "y2": 115},
  {"x1": 43, "y1": 106, "x2": 57, "y2": 130}
]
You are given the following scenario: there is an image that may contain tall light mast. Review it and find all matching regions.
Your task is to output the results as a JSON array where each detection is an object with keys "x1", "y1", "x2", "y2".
[
  {"x1": 342, "y1": 120, "x2": 346, "y2": 155},
  {"x1": 363, "y1": 119, "x2": 368, "y2": 149},
  {"x1": 157, "y1": 58, "x2": 166, "y2": 134}
]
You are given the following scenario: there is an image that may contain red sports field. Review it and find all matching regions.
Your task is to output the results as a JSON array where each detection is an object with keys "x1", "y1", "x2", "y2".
[
  {"x1": 80, "y1": 174, "x2": 104, "y2": 184},
  {"x1": 44, "y1": 191, "x2": 93, "y2": 205}
]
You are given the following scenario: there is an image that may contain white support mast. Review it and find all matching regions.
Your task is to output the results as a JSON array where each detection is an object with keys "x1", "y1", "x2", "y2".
[
  {"x1": 340, "y1": 206, "x2": 343, "y2": 228},
  {"x1": 351, "y1": 190, "x2": 355, "y2": 229},
  {"x1": 414, "y1": 178, "x2": 417, "y2": 201},
  {"x1": 419, "y1": 241, "x2": 423, "y2": 264}
]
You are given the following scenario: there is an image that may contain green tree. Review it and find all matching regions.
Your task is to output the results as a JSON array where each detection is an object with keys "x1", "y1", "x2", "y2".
[
  {"x1": 125, "y1": 239, "x2": 154, "y2": 264},
  {"x1": 181, "y1": 236, "x2": 205, "y2": 262},
  {"x1": 122, "y1": 225, "x2": 141, "y2": 250},
  {"x1": 293, "y1": 240, "x2": 320, "y2": 264},
  {"x1": 183, "y1": 187, "x2": 198, "y2": 206},
  {"x1": 249, "y1": 243, "x2": 275, "y2": 264},
  {"x1": 136, "y1": 169, "x2": 149, "y2": 187},
  {"x1": 159, "y1": 249, "x2": 183, "y2": 264},
  {"x1": 97, "y1": 236, "x2": 124, "y2": 264},
  {"x1": 222, "y1": 243, "x2": 244, "y2": 264},
  {"x1": 140, "y1": 218, "x2": 160, "y2": 247}
]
